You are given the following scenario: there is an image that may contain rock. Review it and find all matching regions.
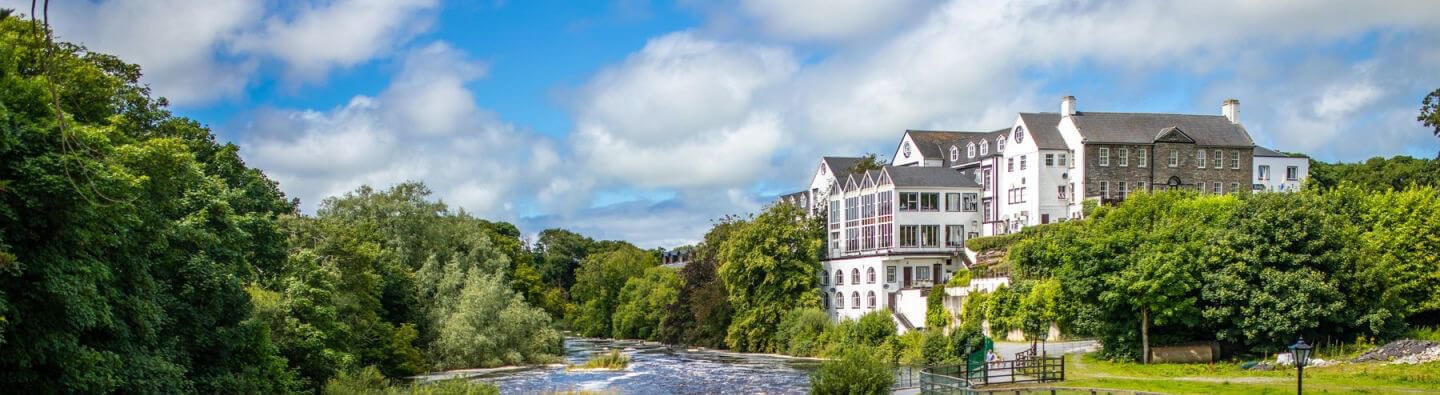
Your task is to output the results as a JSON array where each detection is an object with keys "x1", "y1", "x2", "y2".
[{"x1": 1354, "y1": 340, "x2": 1440, "y2": 363}]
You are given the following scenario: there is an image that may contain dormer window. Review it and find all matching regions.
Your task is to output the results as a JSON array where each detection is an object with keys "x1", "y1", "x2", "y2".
[
  {"x1": 980, "y1": 142, "x2": 989, "y2": 156},
  {"x1": 950, "y1": 146, "x2": 959, "y2": 162},
  {"x1": 967, "y1": 142, "x2": 976, "y2": 158},
  {"x1": 997, "y1": 137, "x2": 1006, "y2": 152}
]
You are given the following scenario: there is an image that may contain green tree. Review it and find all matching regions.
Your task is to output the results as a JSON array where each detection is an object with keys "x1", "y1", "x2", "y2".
[
  {"x1": 718, "y1": 203, "x2": 823, "y2": 352},
  {"x1": 776, "y1": 307, "x2": 832, "y2": 357},
  {"x1": 659, "y1": 215, "x2": 744, "y2": 347},
  {"x1": 612, "y1": 266, "x2": 683, "y2": 340},
  {"x1": 569, "y1": 245, "x2": 656, "y2": 337},
  {"x1": 926, "y1": 285, "x2": 949, "y2": 329},
  {"x1": 431, "y1": 271, "x2": 562, "y2": 369},
  {"x1": 1420, "y1": 88, "x2": 1440, "y2": 139},
  {"x1": 848, "y1": 153, "x2": 886, "y2": 174},
  {"x1": 811, "y1": 345, "x2": 894, "y2": 395},
  {"x1": 1361, "y1": 187, "x2": 1440, "y2": 321}
]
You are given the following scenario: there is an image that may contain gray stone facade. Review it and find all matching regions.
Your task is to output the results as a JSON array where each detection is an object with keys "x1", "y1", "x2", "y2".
[{"x1": 1085, "y1": 142, "x2": 1251, "y2": 201}]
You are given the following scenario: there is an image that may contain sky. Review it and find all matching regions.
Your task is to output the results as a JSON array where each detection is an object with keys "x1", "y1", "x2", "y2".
[{"x1": 11, "y1": 0, "x2": 1440, "y2": 248}]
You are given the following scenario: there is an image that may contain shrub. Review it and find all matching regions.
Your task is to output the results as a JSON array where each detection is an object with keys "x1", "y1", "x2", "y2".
[
  {"x1": 777, "y1": 308, "x2": 832, "y2": 357},
  {"x1": 922, "y1": 330, "x2": 951, "y2": 366},
  {"x1": 947, "y1": 270, "x2": 972, "y2": 287},
  {"x1": 896, "y1": 331, "x2": 926, "y2": 366},
  {"x1": 810, "y1": 345, "x2": 894, "y2": 395},
  {"x1": 572, "y1": 350, "x2": 629, "y2": 370},
  {"x1": 322, "y1": 366, "x2": 500, "y2": 395}
]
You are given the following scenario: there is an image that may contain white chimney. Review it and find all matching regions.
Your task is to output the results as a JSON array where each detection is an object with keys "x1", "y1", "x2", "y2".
[
  {"x1": 1061, "y1": 95, "x2": 1076, "y2": 116},
  {"x1": 1222, "y1": 98, "x2": 1240, "y2": 124}
]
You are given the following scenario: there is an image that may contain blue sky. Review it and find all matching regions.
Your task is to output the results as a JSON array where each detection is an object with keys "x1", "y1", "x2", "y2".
[{"x1": 17, "y1": 0, "x2": 1440, "y2": 247}]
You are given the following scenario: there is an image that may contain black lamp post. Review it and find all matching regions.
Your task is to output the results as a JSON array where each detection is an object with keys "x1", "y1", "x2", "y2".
[{"x1": 1289, "y1": 337, "x2": 1313, "y2": 394}]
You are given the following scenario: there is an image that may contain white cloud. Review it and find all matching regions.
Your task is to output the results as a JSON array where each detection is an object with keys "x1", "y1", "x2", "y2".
[
  {"x1": 570, "y1": 32, "x2": 798, "y2": 189},
  {"x1": 2, "y1": 0, "x2": 439, "y2": 106},
  {"x1": 235, "y1": 0, "x2": 439, "y2": 81},
  {"x1": 240, "y1": 42, "x2": 552, "y2": 217},
  {"x1": 737, "y1": 0, "x2": 926, "y2": 42}
]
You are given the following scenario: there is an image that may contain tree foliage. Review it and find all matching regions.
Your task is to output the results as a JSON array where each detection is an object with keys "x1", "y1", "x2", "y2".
[
  {"x1": 612, "y1": 266, "x2": 682, "y2": 341},
  {"x1": 717, "y1": 203, "x2": 823, "y2": 352},
  {"x1": 568, "y1": 245, "x2": 656, "y2": 337}
]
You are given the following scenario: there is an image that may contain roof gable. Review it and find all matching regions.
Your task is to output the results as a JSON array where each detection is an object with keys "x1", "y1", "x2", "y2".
[
  {"x1": 1155, "y1": 126, "x2": 1196, "y2": 143},
  {"x1": 1072, "y1": 112, "x2": 1254, "y2": 147}
]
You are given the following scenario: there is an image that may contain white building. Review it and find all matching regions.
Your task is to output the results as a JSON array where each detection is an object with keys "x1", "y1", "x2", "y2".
[
  {"x1": 1252, "y1": 146, "x2": 1309, "y2": 192},
  {"x1": 819, "y1": 166, "x2": 982, "y2": 331}
]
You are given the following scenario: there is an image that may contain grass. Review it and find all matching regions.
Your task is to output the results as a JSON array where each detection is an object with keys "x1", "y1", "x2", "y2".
[
  {"x1": 1408, "y1": 326, "x2": 1440, "y2": 342},
  {"x1": 1025, "y1": 352, "x2": 1440, "y2": 394},
  {"x1": 570, "y1": 350, "x2": 629, "y2": 371}
]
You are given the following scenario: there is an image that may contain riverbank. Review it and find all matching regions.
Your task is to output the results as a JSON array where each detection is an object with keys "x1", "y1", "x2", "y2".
[{"x1": 1026, "y1": 352, "x2": 1440, "y2": 394}]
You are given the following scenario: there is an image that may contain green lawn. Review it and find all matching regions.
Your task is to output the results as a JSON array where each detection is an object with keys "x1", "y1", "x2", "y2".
[{"x1": 988, "y1": 353, "x2": 1440, "y2": 394}]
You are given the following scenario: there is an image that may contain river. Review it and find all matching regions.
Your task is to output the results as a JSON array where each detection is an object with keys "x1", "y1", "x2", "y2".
[{"x1": 471, "y1": 337, "x2": 819, "y2": 394}]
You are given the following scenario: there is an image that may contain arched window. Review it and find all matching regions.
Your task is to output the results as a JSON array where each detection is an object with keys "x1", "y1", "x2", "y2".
[
  {"x1": 950, "y1": 146, "x2": 959, "y2": 162},
  {"x1": 851, "y1": 292, "x2": 861, "y2": 309},
  {"x1": 823, "y1": 295, "x2": 829, "y2": 309},
  {"x1": 851, "y1": 269, "x2": 860, "y2": 284},
  {"x1": 835, "y1": 270, "x2": 844, "y2": 285},
  {"x1": 997, "y1": 137, "x2": 1006, "y2": 152},
  {"x1": 835, "y1": 292, "x2": 844, "y2": 309},
  {"x1": 980, "y1": 142, "x2": 988, "y2": 156},
  {"x1": 867, "y1": 267, "x2": 876, "y2": 283},
  {"x1": 867, "y1": 291, "x2": 877, "y2": 309},
  {"x1": 819, "y1": 270, "x2": 828, "y2": 285},
  {"x1": 967, "y1": 142, "x2": 976, "y2": 158}
]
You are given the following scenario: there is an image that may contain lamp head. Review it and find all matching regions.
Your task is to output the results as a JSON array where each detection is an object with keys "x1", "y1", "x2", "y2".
[{"x1": 1289, "y1": 337, "x2": 1313, "y2": 367}]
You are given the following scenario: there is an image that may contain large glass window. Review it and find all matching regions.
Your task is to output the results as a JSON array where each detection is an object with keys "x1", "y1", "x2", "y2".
[
  {"x1": 879, "y1": 223, "x2": 893, "y2": 248},
  {"x1": 945, "y1": 193, "x2": 961, "y2": 211},
  {"x1": 920, "y1": 225, "x2": 940, "y2": 247},
  {"x1": 1098, "y1": 147, "x2": 1110, "y2": 166},
  {"x1": 919, "y1": 193, "x2": 940, "y2": 211},
  {"x1": 845, "y1": 228, "x2": 858, "y2": 251},
  {"x1": 899, "y1": 225, "x2": 918, "y2": 247},
  {"x1": 861, "y1": 193, "x2": 875, "y2": 219},
  {"x1": 829, "y1": 201, "x2": 840, "y2": 224},
  {"x1": 963, "y1": 193, "x2": 978, "y2": 211},
  {"x1": 946, "y1": 225, "x2": 965, "y2": 247},
  {"x1": 878, "y1": 191, "x2": 893, "y2": 215},
  {"x1": 845, "y1": 197, "x2": 858, "y2": 221},
  {"x1": 899, "y1": 192, "x2": 920, "y2": 211},
  {"x1": 862, "y1": 226, "x2": 875, "y2": 250}
]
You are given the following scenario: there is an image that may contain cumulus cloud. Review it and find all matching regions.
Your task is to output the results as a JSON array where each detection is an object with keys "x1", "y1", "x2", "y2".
[
  {"x1": 240, "y1": 42, "x2": 553, "y2": 217},
  {"x1": 736, "y1": 0, "x2": 926, "y2": 42},
  {"x1": 3, "y1": 0, "x2": 439, "y2": 106}
]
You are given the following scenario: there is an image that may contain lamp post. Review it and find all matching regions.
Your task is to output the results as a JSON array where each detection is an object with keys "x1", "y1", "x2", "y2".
[{"x1": 1289, "y1": 337, "x2": 1313, "y2": 395}]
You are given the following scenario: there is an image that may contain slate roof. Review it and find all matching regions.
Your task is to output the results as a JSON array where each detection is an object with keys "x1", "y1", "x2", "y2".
[
  {"x1": 1253, "y1": 146, "x2": 1291, "y2": 158},
  {"x1": 823, "y1": 156, "x2": 866, "y2": 179},
  {"x1": 944, "y1": 128, "x2": 1010, "y2": 167},
  {"x1": 905, "y1": 130, "x2": 992, "y2": 161},
  {"x1": 878, "y1": 165, "x2": 980, "y2": 188},
  {"x1": 1017, "y1": 112, "x2": 1067, "y2": 149},
  {"x1": 1070, "y1": 112, "x2": 1254, "y2": 147}
]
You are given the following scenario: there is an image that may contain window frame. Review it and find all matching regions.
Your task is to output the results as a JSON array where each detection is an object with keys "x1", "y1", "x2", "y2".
[
  {"x1": 1168, "y1": 149, "x2": 1179, "y2": 167},
  {"x1": 1045, "y1": 153, "x2": 1055, "y2": 166},
  {"x1": 1137, "y1": 148, "x2": 1147, "y2": 167},
  {"x1": 1118, "y1": 148, "x2": 1129, "y2": 167},
  {"x1": 1196, "y1": 149, "x2": 1206, "y2": 168},
  {"x1": 899, "y1": 225, "x2": 919, "y2": 247},
  {"x1": 867, "y1": 267, "x2": 876, "y2": 284},
  {"x1": 945, "y1": 193, "x2": 962, "y2": 212},
  {"x1": 1098, "y1": 147, "x2": 1110, "y2": 166},
  {"x1": 1099, "y1": 181, "x2": 1109, "y2": 198},
  {"x1": 1286, "y1": 166, "x2": 1299, "y2": 181},
  {"x1": 1230, "y1": 150, "x2": 1240, "y2": 169},
  {"x1": 1213, "y1": 150, "x2": 1224, "y2": 169}
]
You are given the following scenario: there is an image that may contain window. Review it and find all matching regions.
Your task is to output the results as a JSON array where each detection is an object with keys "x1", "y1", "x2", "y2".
[
  {"x1": 846, "y1": 228, "x2": 858, "y2": 251},
  {"x1": 835, "y1": 292, "x2": 843, "y2": 309},
  {"x1": 899, "y1": 225, "x2": 918, "y2": 247},
  {"x1": 983, "y1": 201, "x2": 992, "y2": 222},
  {"x1": 979, "y1": 142, "x2": 988, "y2": 156},
  {"x1": 830, "y1": 201, "x2": 840, "y2": 224},
  {"x1": 867, "y1": 267, "x2": 876, "y2": 283},
  {"x1": 1098, "y1": 147, "x2": 1110, "y2": 166},
  {"x1": 1258, "y1": 165, "x2": 1271, "y2": 180},
  {"x1": 962, "y1": 193, "x2": 978, "y2": 211},
  {"x1": 861, "y1": 194, "x2": 875, "y2": 219},
  {"x1": 830, "y1": 231, "x2": 839, "y2": 251},
  {"x1": 945, "y1": 193, "x2": 962, "y2": 212},
  {"x1": 879, "y1": 223, "x2": 893, "y2": 248},
  {"x1": 820, "y1": 270, "x2": 828, "y2": 285},
  {"x1": 1196, "y1": 150, "x2": 1206, "y2": 168},
  {"x1": 852, "y1": 292, "x2": 860, "y2": 309},
  {"x1": 1061, "y1": 153, "x2": 1070, "y2": 168},
  {"x1": 919, "y1": 193, "x2": 940, "y2": 211},
  {"x1": 862, "y1": 225, "x2": 875, "y2": 250},
  {"x1": 997, "y1": 137, "x2": 1006, "y2": 152},
  {"x1": 1100, "y1": 181, "x2": 1109, "y2": 198},
  {"x1": 1230, "y1": 150, "x2": 1240, "y2": 169},
  {"x1": 967, "y1": 143, "x2": 976, "y2": 158},
  {"x1": 1007, "y1": 157, "x2": 1014, "y2": 172},
  {"x1": 878, "y1": 191, "x2": 893, "y2": 215},
  {"x1": 867, "y1": 291, "x2": 876, "y2": 309},
  {"x1": 823, "y1": 294, "x2": 829, "y2": 309},
  {"x1": 1196, "y1": 182, "x2": 1205, "y2": 193},
  {"x1": 1213, "y1": 182, "x2": 1222, "y2": 194},
  {"x1": 886, "y1": 266, "x2": 896, "y2": 283},
  {"x1": 1020, "y1": 155, "x2": 1027, "y2": 170},
  {"x1": 845, "y1": 197, "x2": 858, "y2": 222},
  {"x1": 1137, "y1": 148, "x2": 1147, "y2": 167},
  {"x1": 915, "y1": 266, "x2": 931, "y2": 282},
  {"x1": 1118, "y1": 148, "x2": 1129, "y2": 166},
  {"x1": 946, "y1": 225, "x2": 965, "y2": 247},
  {"x1": 1169, "y1": 149, "x2": 1179, "y2": 167},
  {"x1": 950, "y1": 146, "x2": 959, "y2": 162},
  {"x1": 835, "y1": 270, "x2": 844, "y2": 285},
  {"x1": 1213, "y1": 150, "x2": 1224, "y2": 169},
  {"x1": 899, "y1": 192, "x2": 919, "y2": 211},
  {"x1": 1286, "y1": 166, "x2": 1299, "y2": 181},
  {"x1": 920, "y1": 225, "x2": 940, "y2": 247},
  {"x1": 1118, "y1": 182, "x2": 1128, "y2": 199},
  {"x1": 1045, "y1": 153, "x2": 1055, "y2": 166},
  {"x1": 1230, "y1": 182, "x2": 1239, "y2": 193},
  {"x1": 1058, "y1": 185, "x2": 1067, "y2": 199},
  {"x1": 851, "y1": 269, "x2": 860, "y2": 284}
]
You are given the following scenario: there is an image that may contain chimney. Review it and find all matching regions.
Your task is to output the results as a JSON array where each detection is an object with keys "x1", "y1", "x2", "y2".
[
  {"x1": 1222, "y1": 98, "x2": 1240, "y2": 124},
  {"x1": 1061, "y1": 95, "x2": 1076, "y2": 116}
]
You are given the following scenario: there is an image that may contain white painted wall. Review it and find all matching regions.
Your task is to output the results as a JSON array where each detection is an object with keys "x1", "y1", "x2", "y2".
[
  {"x1": 1253, "y1": 155, "x2": 1308, "y2": 192},
  {"x1": 1056, "y1": 116, "x2": 1088, "y2": 219},
  {"x1": 821, "y1": 255, "x2": 888, "y2": 321},
  {"x1": 893, "y1": 134, "x2": 925, "y2": 167}
]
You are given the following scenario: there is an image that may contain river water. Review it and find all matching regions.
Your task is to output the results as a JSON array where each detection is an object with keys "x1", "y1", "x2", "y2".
[{"x1": 479, "y1": 337, "x2": 819, "y2": 394}]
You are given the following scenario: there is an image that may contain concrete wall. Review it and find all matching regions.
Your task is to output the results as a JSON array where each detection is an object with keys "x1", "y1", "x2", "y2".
[{"x1": 1254, "y1": 155, "x2": 1308, "y2": 192}]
